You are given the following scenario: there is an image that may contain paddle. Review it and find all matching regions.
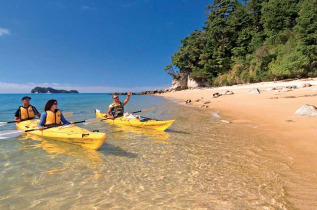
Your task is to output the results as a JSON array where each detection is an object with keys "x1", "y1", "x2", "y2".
[
  {"x1": 131, "y1": 107, "x2": 155, "y2": 114},
  {"x1": 0, "y1": 121, "x2": 16, "y2": 126},
  {"x1": 0, "y1": 112, "x2": 73, "y2": 127},
  {"x1": 0, "y1": 130, "x2": 24, "y2": 139},
  {"x1": 96, "y1": 107, "x2": 155, "y2": 120},
  {"x1": 0, "y1": 118, "x2": 101, "y2": 139}
]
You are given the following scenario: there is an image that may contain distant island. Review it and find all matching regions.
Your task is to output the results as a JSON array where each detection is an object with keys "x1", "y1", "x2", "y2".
[{"x1": 31, "y1": 87, "x2": 79, "y2": 94}]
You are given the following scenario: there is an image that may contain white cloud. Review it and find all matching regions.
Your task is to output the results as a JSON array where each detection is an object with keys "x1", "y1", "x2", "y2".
[
  {"x1": 0, "y1": 28, "x2": 10, "y2": 36},
  {"x1": 0, "y1": 82, "x2": 169, "y2": 93}
]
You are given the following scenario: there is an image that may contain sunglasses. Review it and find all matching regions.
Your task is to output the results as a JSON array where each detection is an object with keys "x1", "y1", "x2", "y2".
[
  {"x1": 113, "y1": 97, "x2": 118, "y2": 99},
  {"x1": 53, "y1": 102, "x2": 58, "y2": 105}
]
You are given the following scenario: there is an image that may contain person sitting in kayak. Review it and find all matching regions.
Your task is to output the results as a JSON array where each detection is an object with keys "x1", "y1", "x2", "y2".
[
  {"x1": 38, "y1": 99, "x2": 74, "y2": 130},
  {"x1": 14, "y1": 96, "x2": 41, "y2": 122},
  {"x1": 106, "y1": 91, "x2": 132, "y2": 119}
]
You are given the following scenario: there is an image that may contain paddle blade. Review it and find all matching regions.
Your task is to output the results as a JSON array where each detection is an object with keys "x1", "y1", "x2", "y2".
[
  {"x1": 63, "y1": 112, "x2": 73, "y2": 118},
  {"x1": 142, "y1": 107, "x2": 155, "y2": 113},
  {"x1": 0, "y1": 122, "x2": 8, "y2": 127},
  {"x1": 0, "y1": 130, "x2": 24, "y2": 139},
  {"x1": 83, "y1": 118, "x2": 102, "y2": 125},
  {"x1": 85, "y1": 118, "x2": 102, "y2": 123}
]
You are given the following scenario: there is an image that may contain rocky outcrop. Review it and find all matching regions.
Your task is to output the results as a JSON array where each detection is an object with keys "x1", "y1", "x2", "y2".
[
  {"x1": 168, "y1": 72, "x2": 189, "y2": 90},
  {"x1": 295, "y1": 104, "x2": 317, "y2": 117},
  {"x1": 187, "y1": 77, "x2": 210, "y2": 89},
  {"x1": 112, "y1": 92, "x2": 128, "y2": 95},
  {"x1": 165, "y1": 72, "x2": 210, "y2": 91}
]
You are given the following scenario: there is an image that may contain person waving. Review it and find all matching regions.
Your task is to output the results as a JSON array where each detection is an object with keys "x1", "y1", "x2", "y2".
[{"x1": 106, "y1": 91, "x2": 132, "y2": 119}]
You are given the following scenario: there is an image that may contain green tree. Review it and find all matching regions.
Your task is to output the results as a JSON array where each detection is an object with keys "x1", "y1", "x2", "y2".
[
  {"x1": 294, "y1": 0, "x2": 317, "y2": 73},
  {"x1": 164, "y1": 0, "x2": 316, "y2": 87},
  {"x1": 201, "y1": 0, "x2": 243, "y2": 78},
  {"x1": 261, "y1": 0, "x2": 299, "y2": 44},
  {"x1": 166, "y1": 30, "x2": 207, "y2": 78}
]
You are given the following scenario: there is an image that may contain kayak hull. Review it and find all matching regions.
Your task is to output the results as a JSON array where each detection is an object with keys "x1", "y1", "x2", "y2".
[
  {"x1": 95, "y1": 111, "x2": 175, "y2": 131},
  {"x1": 16, "y1": 120, "x2": 106, "y2": 150}
]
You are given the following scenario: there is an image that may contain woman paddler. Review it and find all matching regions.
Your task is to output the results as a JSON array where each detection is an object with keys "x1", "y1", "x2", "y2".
[{"x1": 38, "y1": 99, "x2": 74, "y2": 130}]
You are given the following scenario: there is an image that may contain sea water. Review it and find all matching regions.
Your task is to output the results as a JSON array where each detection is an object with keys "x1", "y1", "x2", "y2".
[{"x1": 0, "y1": 94, "x2": 315, "y2": 209}]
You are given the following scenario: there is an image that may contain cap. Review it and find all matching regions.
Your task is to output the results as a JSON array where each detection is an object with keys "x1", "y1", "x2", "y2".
[{"x1": 22, "y1": 96, "x2": 31, "y2": 100}]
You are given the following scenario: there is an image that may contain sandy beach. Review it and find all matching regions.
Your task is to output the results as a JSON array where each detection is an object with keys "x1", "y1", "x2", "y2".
[{"x1": 159, "y1": 78, "x2": 317, "y2": 172}]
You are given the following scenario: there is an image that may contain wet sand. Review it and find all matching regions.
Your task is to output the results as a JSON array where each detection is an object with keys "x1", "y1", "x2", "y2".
[{"x1": 159, "y1": 78, "x2": 317, "y2": 209}]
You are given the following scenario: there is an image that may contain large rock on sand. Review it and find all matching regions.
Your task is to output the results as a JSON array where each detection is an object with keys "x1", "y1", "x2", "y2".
[
  {"x1": 249, "y1": 88, "x2": 260, "y2": 94},
  {"x1": 295, "y1": 104, "x2": 317, "y2": 117},
  {"x1": 298, "y1": 83, "x2": 312, "y2": 88},
  {"x1": 213, "y1": 93, "x2": 222, "y2": 98},
  {"x1": 266, "y1": 87, "x2": 276, "y2": 91},
  {"x1": 222, "y1": 90, "x2": 234, "y2": 95}
]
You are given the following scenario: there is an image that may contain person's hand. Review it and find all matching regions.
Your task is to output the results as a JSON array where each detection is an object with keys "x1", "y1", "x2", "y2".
[
  {"x1": 39, "y1": 126, "x2": 44, "y2": 131},
  {"x1": 128, "y1": 91, "x2": 132, "y2": 96},
  {"x1": 15, "y1": 119, "x2": 21, "y2": 123},
  {"x1": 109, "y1": 116, "x2": 115, "y2": 120},
  {"x1": 70, "y1": 121, "x2": 74, "y2": 124}
]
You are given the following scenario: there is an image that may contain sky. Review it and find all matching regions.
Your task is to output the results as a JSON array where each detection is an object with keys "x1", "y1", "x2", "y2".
[{"x1": 0, "y1": 0, "x2": 209, "y2": 93}]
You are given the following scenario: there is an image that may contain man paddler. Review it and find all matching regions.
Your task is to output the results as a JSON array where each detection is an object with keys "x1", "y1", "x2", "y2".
[
  {"x1": 14, "y1": 96, "x2": 41, "y2": 122},
  {"x1": 106, "y1": 91, "x2": 132, "y2": 119}
]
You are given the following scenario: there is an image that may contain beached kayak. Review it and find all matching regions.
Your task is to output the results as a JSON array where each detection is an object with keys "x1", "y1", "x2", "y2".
[
  {"x1": 95, "y1": 110, "x2": 175, "y2": 131},
  {"x1": 16, "y1": 120, "x2": 106, "y2": 150}
]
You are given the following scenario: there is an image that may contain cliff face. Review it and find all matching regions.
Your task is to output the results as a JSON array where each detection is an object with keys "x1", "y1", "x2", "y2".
[
  {"x1": 31, "y1": 87, "x2": 79, "y2": 93},
  {"x1": 166, "y1": 73, "x2": 210, "y2": 91}
]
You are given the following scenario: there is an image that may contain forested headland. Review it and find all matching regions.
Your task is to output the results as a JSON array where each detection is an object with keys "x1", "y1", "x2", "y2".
[
  {"x1": 165, "y1": 0, "x2": 317, "y2": 87},
  {"x1": 31, "y1": 87, "x2": 79, "y2": 93}
]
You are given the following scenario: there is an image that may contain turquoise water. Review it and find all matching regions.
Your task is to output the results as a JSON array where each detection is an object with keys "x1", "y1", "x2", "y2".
[
  {"x1": 0, "y1": 94, "x2": 315, "y2": 209},
  {"x1": 0, "y1": 93, "x2": 169, "y2": 125}
]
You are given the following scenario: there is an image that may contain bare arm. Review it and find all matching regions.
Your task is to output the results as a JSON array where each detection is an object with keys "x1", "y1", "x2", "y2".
[
  {"x1": 14, "y1": 109, "x2": 20, "y2": 122},
  {"x1": 106, "y1": 108, "x2": 114, "y2": 119},
  {"x1": 123, "y1": 91, "x2": 132, "y2": 105},
  {"x1": 32, "y1": 106, "x2": 41, "y2": 118}
]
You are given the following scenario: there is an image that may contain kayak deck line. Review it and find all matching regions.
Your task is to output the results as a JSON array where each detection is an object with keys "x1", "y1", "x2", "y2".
[{"x1": 95, "y1": 109, "x2": 175, "y2": 131}]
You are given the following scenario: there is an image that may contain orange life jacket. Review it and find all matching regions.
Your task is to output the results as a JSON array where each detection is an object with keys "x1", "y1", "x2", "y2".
[
  {"x1": 45, "y1": 109, "x2": 61, "y2": 126},
  {"x1": 19, "y1": 105, "x2": 35, "y2": 120}
]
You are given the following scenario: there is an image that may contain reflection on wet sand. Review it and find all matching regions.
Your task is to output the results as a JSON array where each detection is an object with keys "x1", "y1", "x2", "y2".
[
  {"x1": 18, "y1": 133, "x2": 103, "y2": 169},
  {"x1": 109, "y1": 124, "x2": 171, "y2": 144}
]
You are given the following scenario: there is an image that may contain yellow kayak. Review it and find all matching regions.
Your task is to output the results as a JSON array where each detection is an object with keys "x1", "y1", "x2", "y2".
[
  {"x1": 95, "y1": 110, "x2": 175, "y2": 131},
  {"x1": 16, "y1": 120, "x2": 106, "y2": 150}
]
